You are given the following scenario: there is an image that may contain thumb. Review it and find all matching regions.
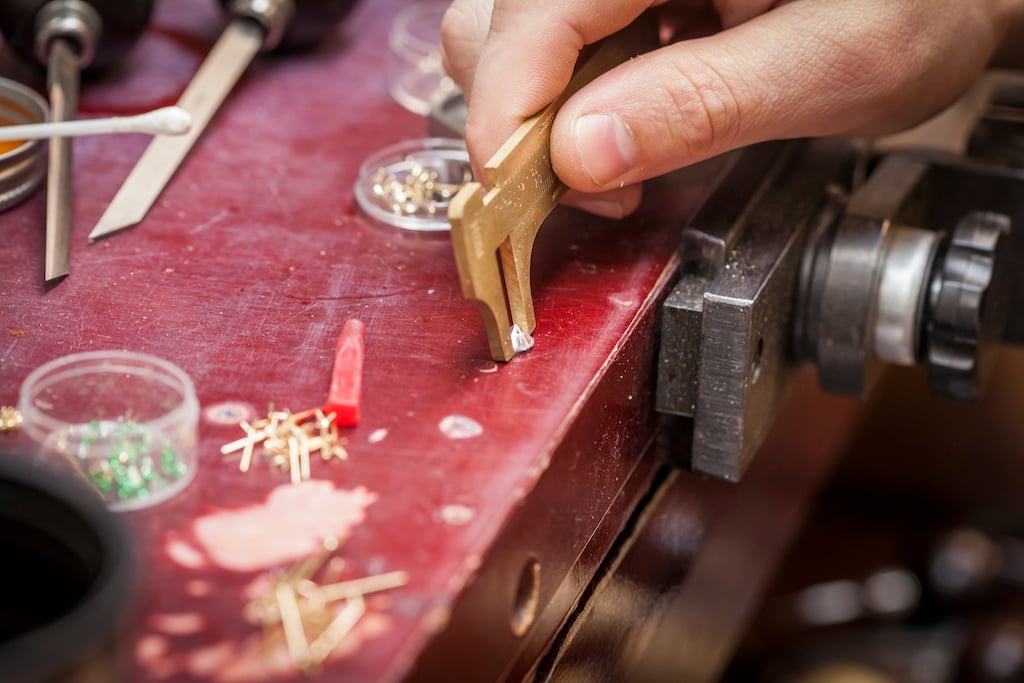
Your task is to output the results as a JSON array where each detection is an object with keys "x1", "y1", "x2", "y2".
[{"x1": 550, "y1": 0, "x2": 1000, "y2": 193}]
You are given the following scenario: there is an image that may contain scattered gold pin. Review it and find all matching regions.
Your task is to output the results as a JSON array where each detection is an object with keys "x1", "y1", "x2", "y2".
[
  {"x1": 0, "y1": 406, "x2": 22, "y2": 432},
  {"x1": 245, "y1": 538, "x2": 409, "y2": 674},
  {"x1": 221, "y1": 407, "x2": 348, "y2": 482}
]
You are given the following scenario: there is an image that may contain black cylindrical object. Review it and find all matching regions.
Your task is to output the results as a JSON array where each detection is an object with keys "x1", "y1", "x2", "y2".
[
  {"x1": 0, "y1": 0, "x2": 153, "y2": 72},
  {"x1": 219, "y1": 0, "x2": 361, "y2": 52},
  {"x1": 0, "y1": 455, "x2": 134, "y2": 683}
]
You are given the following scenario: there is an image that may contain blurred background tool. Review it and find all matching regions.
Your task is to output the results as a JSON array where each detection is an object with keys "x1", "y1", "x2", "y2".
[
  {"x1": 0, "y1": 0, "x2": 153, "y2": 281},
  {"x1": 88, "y1": 0, "x2": 360, "y2": 241}
]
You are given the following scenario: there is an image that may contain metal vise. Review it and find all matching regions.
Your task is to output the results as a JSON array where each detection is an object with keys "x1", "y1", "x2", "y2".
[{"x1": 657, "y1": 86, "x2": 1024, "y2": 482}]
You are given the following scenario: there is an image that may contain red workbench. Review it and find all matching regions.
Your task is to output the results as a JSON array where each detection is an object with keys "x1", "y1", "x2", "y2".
[{"x1": 0, "y1": 2, "x2": 867, "y2": 681}]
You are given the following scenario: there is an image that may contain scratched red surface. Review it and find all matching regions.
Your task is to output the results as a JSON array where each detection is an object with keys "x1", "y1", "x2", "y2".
[{"x1": 0, "y1": 1, "x2": 710, "y2": 681}]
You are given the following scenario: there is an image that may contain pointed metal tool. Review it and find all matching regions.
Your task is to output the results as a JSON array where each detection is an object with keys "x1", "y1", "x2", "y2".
[
  {"x1": 34, "y1": 1, "x2": 101, "y2": 280},
  {"x1": 44, "y1": 36, "x2": 80, "y2": 281},
  {"x1": 89, "y1": 0, "x2": 297, "y2": 241}
]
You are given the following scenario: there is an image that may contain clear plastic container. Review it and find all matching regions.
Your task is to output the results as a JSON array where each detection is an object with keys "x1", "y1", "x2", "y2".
[
  {"x1": 389, "y1": 2, "x2": 457, "y2": 116},
  {"x1": 18, "y1": 351, "x2": 199, "y2": 512},
  {"x1": 354, "y1": 137, "x2": 472, "y2": 232}
]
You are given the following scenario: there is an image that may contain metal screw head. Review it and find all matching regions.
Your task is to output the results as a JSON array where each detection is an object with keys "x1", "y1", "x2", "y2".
[
  {"x1": 34, "y1": 0, "x2": 102, "y2": 69},
  {"x1": 230, "y1": 0, "x2": 296, "y2": 51}
]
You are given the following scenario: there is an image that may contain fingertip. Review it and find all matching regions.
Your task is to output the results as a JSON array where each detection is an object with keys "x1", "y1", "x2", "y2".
[
  {"x1": 573, "y1": 199, "x2": 628, "y2": 219},
  {"x1": 619, "y1": 186, "x2": 643, "y2": 216},
  {"x1": 564, "y1": 185, "x2": 643, "y2": 219}
]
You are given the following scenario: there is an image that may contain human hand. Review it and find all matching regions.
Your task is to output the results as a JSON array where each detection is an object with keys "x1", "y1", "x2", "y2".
[{"x1": 441, "y1": 0, "x2": 1024, "y2": 218}]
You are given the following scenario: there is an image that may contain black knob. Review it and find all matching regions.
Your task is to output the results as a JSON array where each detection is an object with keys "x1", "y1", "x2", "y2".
[
  {"x1": 280, "y1": 0, "x2": 360, "y2": 51},
  {"x1": 926, "y1": 212, "x2": 1012, "y2": 400},
  {"x1": 0, "y1": 0, "x2": 153, "y2": 73}
]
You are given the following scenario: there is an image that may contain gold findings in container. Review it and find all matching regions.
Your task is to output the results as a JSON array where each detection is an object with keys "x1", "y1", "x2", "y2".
[
  {"x1": 371, "y1": 155, "x2": 467, "y2": 217},
  {"x1": 220, "y1": 407, "x2": 348, "y2": 484},
  {"x1": 354, "y1": 138, "x2": 472, "y2": 232}
]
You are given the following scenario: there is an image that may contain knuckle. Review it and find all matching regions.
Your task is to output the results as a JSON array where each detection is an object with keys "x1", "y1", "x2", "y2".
[
  {"x1": 440, "y1": 2, "x2": 492, "y2": 88},
  {"x1": 664, "y1": 57, "x2": 744, "y2": 160},
  {"x1": 440, "y1": 4, "x2": 477, "y2": 45},
  {"x1": 439, "y1": 7, "x2": 462, "y2": 45},
  {"x1": 440, "y1": 2, "x2": 492, "y2": 57}
]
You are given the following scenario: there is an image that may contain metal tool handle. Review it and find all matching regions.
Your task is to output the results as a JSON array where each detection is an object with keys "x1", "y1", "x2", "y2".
[
  {"x1": 44, "y1": 36, "x2": 78, "y2": 281},
  {"x1": 219, "y1": 0, "x2": 360, "y2": 51},
  {"x1": 0, "y1": 0, "x2": 153, "y2": 72}
]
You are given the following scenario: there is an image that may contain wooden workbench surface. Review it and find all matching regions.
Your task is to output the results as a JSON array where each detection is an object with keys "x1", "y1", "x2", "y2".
[{"x1": 0, "y1": 1, "x2": 711, "y2": 680}]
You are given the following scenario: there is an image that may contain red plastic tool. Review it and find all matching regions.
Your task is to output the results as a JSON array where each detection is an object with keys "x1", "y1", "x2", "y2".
[{"x1": 323, "y1": 319, "x2": 364, "y2": 427}]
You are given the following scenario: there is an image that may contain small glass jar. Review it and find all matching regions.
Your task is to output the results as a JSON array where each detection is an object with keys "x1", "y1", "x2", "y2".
[{"x1": 18, "y1": 351, "x2": 199, "y2": 511}]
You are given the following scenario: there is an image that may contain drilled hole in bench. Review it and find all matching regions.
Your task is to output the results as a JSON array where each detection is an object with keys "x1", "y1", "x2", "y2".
[{"x1": 510, "y1": 557, "x2": 540, "y2": 636}]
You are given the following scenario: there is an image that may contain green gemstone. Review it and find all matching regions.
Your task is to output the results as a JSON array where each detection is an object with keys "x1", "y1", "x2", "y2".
[
  {"x1": 90, "y1": 472, "x2": 113, "y2": 492},
  {"x1": 160, "y1": 446, "x2": 182, "y2": 477}
]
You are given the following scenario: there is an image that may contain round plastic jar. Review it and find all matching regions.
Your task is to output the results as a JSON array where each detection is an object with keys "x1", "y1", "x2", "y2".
[
  {"x1": 354, "y1": 137, "x2": 472, "y2": 232},
  {"x1": 18, "y1": 351, "x2": 199, "y2": 511}
]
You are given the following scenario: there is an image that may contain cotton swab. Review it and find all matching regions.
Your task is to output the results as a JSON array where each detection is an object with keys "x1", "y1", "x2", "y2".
[{"x1": 0, "y1": 105, "x2": 192, "y2": 142}]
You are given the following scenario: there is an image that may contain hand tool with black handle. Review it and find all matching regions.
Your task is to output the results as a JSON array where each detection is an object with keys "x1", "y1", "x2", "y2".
[{"x1": 0, "y1": 0, "x2": 153, "y2": 281}]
